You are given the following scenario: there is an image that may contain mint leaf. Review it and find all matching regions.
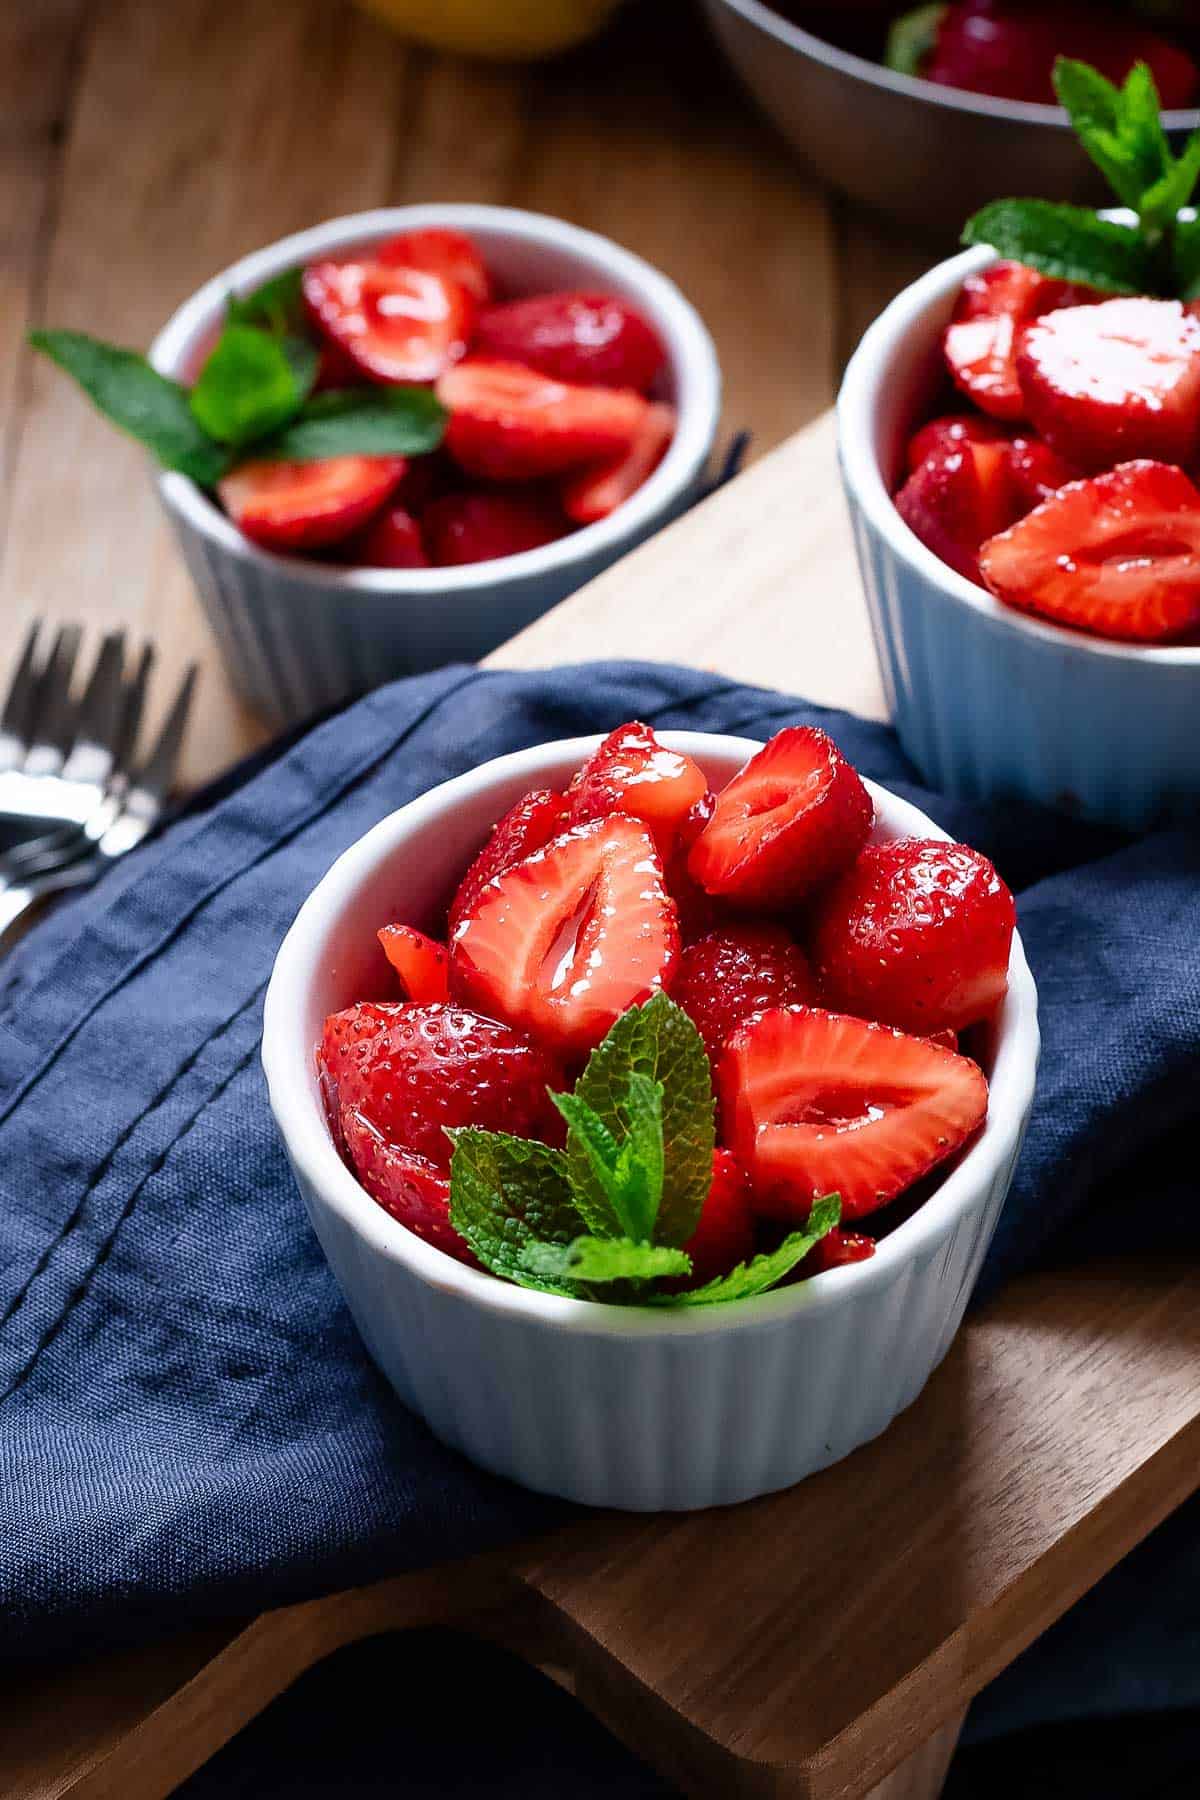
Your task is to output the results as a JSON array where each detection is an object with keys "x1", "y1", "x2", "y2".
[
  {"x1": 189, "y1": 324, "x2": 317, "y2": 447},
  {"x1": 29, "y1": 330, "x2": 231, "y2": 484},
  {"x1": 653, "y1": 1195, "x2": 842, "y2": 1309},
  {"x1": 260, "y1": 386, "x2": 446, "y2": 462},
  {"x1": 568, "y1": 995, "x2": 714, "y2": 1248},
  {"x1": 1054, "y1": 59, "x2": 1168, "y2": 211},
  {"x1": 553, "y1": 1072, "x2": 666, "y2": 1241},
  {"x1": 961, "y1": 200, "x2": 1150, "y2": 293},
  {"x1": 1172, "y1": 215, "x2": 1200, "y2": 298},
  {"x1": 1141, "y1": 130, "x2": 1200, "y2": 234},
  {"x1": 447, "y1": 1128, "x2": 587, "y2": 1297},
  {"x1": 226, "y1": 267, "x2": 305, "y2": 336},
  {"x1": 520, "y1": 1235, "x2": 691, "y2": 1285},
  {"x1": 614, "y1": 1072, "x2": 665, "y2": 1242},
  {"x1": 884, "y1": 4, "x2": 946, "y2": 77}
]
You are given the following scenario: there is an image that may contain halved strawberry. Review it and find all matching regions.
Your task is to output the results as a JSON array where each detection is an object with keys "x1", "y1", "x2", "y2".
[
  {"x1": 688, "y1": 727, "x2": 873, "y2": 909},
  {"x1": 341, "y1": 1108, "x2": 480, "y2": 1267},
  {"x1": 1017, "y1": 298, "x2": 1200, "y2": 471},
  {"x1": 568, "y1": 721, "x2": 708, "y2": 849},
  {"x1": 562, "y1": 401, "x2": 676, "y2": 524},
  {"x1": 346, "y1": 503, "x2": 430, "y2": 568},
  {"x1": 905, "y1": 413, "x2": 1008, "y2": 476},
  {"x1": 378, "y1": 924, "x2": 449, "y2": 1003},
  {"x1": 675, "y1": 1149, "x2": 757, "y2": 1289},
  {"x1": 437, "y1": 360, "x2": 647, "y2": 481},
  {"x1": 376, "y1": 226, "x2": 491, "y2": 305},
  {"x1": 303, "y1": 256, "x2": 474, "y2": 384},
  {"x1": 800, "y1": 1227, "x2": 876, "y2": 1275},
  {"x1": 218, "y1": 456, "x2": 406, "y2": 551},
  {"x1": 473, "y1": 291, "x2": 666, "y2": 392},
  {"x1": 450, "y1": 816, "x2": 679, "y2": 1057},
  {"x1": 944, "y1": 261, "x2": 1096, "y2": 421},
  {"x1": 423, "y1": 490, "x2": 566, "y2": 565},
  {"x1": 673, "y1": 922, "x2": 813, "y2": 1063},
  {"x1": 979, "y1": 460, "x2": 1200, "y2": 643},
  {"x1": 809, "y1": 838, "x2": 1015, "y2": 1035},
  {"x1": 1005, "y1": 435, "x2": 1081, "y2": 512},
  {"x1": 720, "y1": 1007, "x2": 989, "y2": 1222},
  {"x1": 895, "y1": 438, "x2": 1016, "y2": 581},
  {"x1": 447, "y1": 786, "x2": 572, "y2": 937}
]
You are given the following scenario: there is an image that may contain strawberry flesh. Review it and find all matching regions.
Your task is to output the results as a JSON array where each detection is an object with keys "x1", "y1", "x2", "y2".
[
  {"x1": 377, "y1": 923, "x2": 449, "y2": 1004},
  {"x1": 218, "y1": 456, "x2": 406, "y2": 551},
  {"x1": 340, "y1": 1108, "x2": 480, "y2": 1267},
  {"x1": 447, "y1": 786, "x2": 572, "y2": 938},
  {"x1": 905, "y1": 413, "x2": 1008, "y2": 475},
  {"x1": 944, "y1": 261, "x2": 1096, "y2": 421},
  {"x1": 674, "y1": 1149, "x2": 757, "y2": 1289},
  {"x1": 673, "y1": 922, "x2": 814, "y2": 1064},
  {"x1": 423, "y1": 490, "x2": 566, "y2": 565},
  {"x1": 376, "y1": 227, "x2": 492, "y2": 305},
  {"x1": 562, "y1": 401, "x2": 676, "y2": 524},
  {"x1": 346, "y1": 503, "x2": 430, "y2": 568},
  {"x1": 303, "y1": 256, "x2": 474, "y2": 384},
  {"x1": 567, "y1": 721, "x2": 708, "y2": 851},
  {"x1": 895, "y1": 438, "x2": 1017, "y2": 581},
  {"x1": 437, "y1": 359, "x2": 647, "y2": 481},
  {"x1": 473, "y1": 291, "x2": 666, "y2": 392},
  {"x1": 800, "y1": 1227, "x2": 876, "y2": 1275}
]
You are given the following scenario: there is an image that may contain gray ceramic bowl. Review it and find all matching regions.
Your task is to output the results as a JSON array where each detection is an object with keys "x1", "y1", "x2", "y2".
[{"x1": 703, "y1": 0, "x2": 1200, "y2": 234}]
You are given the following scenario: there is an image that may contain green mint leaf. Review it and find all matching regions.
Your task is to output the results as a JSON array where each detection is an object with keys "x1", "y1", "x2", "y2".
[
  {"x1": 259, "y1": 386, "x2": 446, "y2": 462},
  {"x1": 883, "y1": 4, "x2": 946, "y2": 77},
  {"x1": 652, "y1": 1195, "x2": 842, "y2": 1309},
  {"x1": 549, "y1": 1090, "x2": 633, "y2": 1237},
  {"x1": 29, "y1": 330, "x2": 231, "y2": 484},
  {"x1": 1171, "y1": 215, "x2": 1200, "y2": 298},
  {"x1": 447, "y1": 1128, "x2": 587, "y2": 1297},
  {"x1": 520, "y1": 1235, "x2": 691, "y2": 1286},
  {"x1": 612, "y1": 1072, "x2": 665, "y2": 1241},
  {"x1": 188, "y1": 324, "x2": 316, "y2": 448},
  {"x1": 568, "y1": 995, "x2": 715, "y2": 1248},
  {"x1": 225, "y1": 267, "x2": 305, "y2": 336},
  {"x1": 1053, "y1": 59, "x2": 1160, "y2": 211},
  {"x1": 1141, "y1": 129, "x2": 1200, "y2": 234},
  {"x1": 961, "y1": 200, "x2": 1151, "y2": 293}
]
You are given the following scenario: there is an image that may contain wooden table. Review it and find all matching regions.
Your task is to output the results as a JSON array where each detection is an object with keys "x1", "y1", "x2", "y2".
[{"x1": 3, "y1": 6, "x2": 1197, "y2": 1800}]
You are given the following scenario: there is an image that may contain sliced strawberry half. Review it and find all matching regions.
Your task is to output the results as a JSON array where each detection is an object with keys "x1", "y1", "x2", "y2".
[
  {"x1": 437, "y1": 360, "x2": 647, "y2": 481},
  {"x1": 346, "y1": 503, "x2": 430, "y2": 568},
  {"x1": 720, "y1": 1007, "x2": 989, "y2": 1222},
  {"x1": 473, "y1": 291, "x2": 666, "y2": 392},
  {"x1": 378, "y1": 924, "x2": 449, "y2": 1004},
  {"x1": 673, "y1": 1149, "x2": 757, "y2": 1290},
  {"x1": 567, "y1": 721, "x2": 708, "y2": 850},
  {"x1": 450, "y1": 815, "x2": 679, "y2": 1057},
  {"x1": 218, "y1": 456, "x2": 406, "y2": 551},
  {"x1": 905, "y1": 413, "x2": 1009, "y2": 476},
  {"x1": 1005, "y1": 435, "x2": 1082, "y2": 512},
  {"x1": 979, "y1": 460, "x2": 1200, "y2": 644},
  {"x1": 944, "y1": 261, "x2": 1096, "y2": 421},
  {"x1": 376, "y1": 226, "x2": 492, "y2": 305},
  {"x1": 687, "y1": 727, "x2": 873, "y2": 909},
  {"x1": 423, "y1": 490, "x2": 566, "y2": 565},
  {"x1": 447, "y1": 786, "x2": 572, "y2": 938},
  {"x1": 303, "y1": 255, "x2": 474, "y2": 384},
  {"x1": 895, "y1": 438, "x2": 1017, "y2": 581},
  {"x1": 562, "y1": 401, "x2": 676, "y2": 524},
  {"x1": 800, "y1": 1227, "x2": 877, "y2": 1276},
  {"x1": 1016, "y1": 298, "x2": 1200, "y2": 471},
  {"x1": 341, "y1": 1108, "x2": 480, "y2": 1267}
]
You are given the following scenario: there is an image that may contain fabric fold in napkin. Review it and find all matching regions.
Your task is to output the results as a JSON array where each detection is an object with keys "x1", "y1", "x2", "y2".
[{"x1": 1, "y1": 663, "x2": 1196, "y2": 1733}]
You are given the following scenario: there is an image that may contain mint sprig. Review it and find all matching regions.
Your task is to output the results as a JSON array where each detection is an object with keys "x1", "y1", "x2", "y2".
[
  {"x1": 961, "y1": 58, "x2": 1200, "y2": 298},
  {"x1": 447, "y1": 996, "x2": 839, "y2": 1310}
]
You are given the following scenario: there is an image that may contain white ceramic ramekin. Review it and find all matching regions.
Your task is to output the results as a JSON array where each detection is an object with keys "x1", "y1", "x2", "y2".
[
  {"x1": 150, "y1": 206, "x2": 721, "y2": 732},
  {"x1": 838, "y1": 247, "x2": 1200, "y2": 831},
  {"x1": 262, "y1": 732, "x2": 1039, "y2": 1511}
]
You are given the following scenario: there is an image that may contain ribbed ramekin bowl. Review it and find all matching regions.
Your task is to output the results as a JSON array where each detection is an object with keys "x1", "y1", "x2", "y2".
[
  {"x1": 838, "y1": 247, "x2": 1200, "y2": 832},
  {"x1": 262, "y1": 732, "x2": 1039, "y2": 1511},
  {"x1": 149, "y1": 205, "x2": 721, "y2": 733}
]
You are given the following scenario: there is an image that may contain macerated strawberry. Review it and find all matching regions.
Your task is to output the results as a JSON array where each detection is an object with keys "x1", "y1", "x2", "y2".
[
  {"x1": 800, "y1": 1227, "x2": 876, "y2": 1276},
  {"x1": 347, "y1": 503, "x2": 430, "y2": 568},
  {"x1": 1017, "y1": 298, "x2": 1200, "y2": 471},
  {"x1": 688, "y1": 727, "x2": 873, "y2": 908},
  {"x1": 979, "y1": 460, "x2": 1200, "y2": 643},
  {"x1": 809, "y1": 839, "x2": 1015, "y2": 1035},
  {"x1": 923, "y1": 0, "x2": 1197, "y2": 108},
  {"x1": 218, "y1": 456, "x2": 406, "y2": 551},
  {"x1": 720, "y1": 1007, "x2": 989, "y2": 1222},
  {"x1": 895, "y1": 438, "x2": 1016, "y2": 581},
  {"x1": 562, "y1": 402, "x2": 676, "y2": 524},
  {"x1": 665, "y1": 790, "x2": 724, "y2": 942},
  {"x1": 473, "y1": 291, "x2": 666, "y2": 392},
  {"x1": 437, "y1": 360, "x2": 647, "y2": 481},
  {"x1": 423, "y1": 490, "x2": 566, "y2": 565},
  {"x1": 378, "y1": 924, "x2": 449, "y2": 1004},
  {"x1": 448, "y1": 787, "x2": 572, "y2": 937},
  {"x1": 341, "y1": 1108, "x2": 480, "y2": 1267},
  {"x1": 318, "y1": 1001, "x2": 563, "y2": 1170},
  {"x1": 303, "y1": 256, "x2": 474, "y2": 384},
  {"x1": 1005, "y1": 435, "x2": 1082, "y2": 512},
  {"x1": 944, "y1": 261, "x2": 1096, "y2": 420},
  {"x1": 905, "y1": 413, "x2": 1008, "y2": 475},
  {"x1": 673, "y1": 922, "x2": 813, "y2": 1063},
  {"x1": 450, "y1": 816, "x2": 679, "y2": 1057},
  {"x1": 568, "y1": 721, "x2": 708, "y2": 849},
  {"x1": 376, "y1": 226, "x2": 491, "y2": 305},
  {"x1": 318, "y1": 1000, "x2": 400, "y2": 1121},
  {"x1": 674, "y1": 1149, "x2": 757, "y2": 1289}
]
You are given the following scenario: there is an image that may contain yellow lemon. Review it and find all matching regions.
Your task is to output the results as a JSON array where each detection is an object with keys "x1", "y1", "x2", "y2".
[{"x1": 353, "y1": 0, "x2": 625, "y2": 60}]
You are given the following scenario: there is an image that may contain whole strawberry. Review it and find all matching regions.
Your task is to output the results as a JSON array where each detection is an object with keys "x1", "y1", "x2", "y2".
[{"x1": 673, "y1": 922, "x2": 814, "y2": 1063}]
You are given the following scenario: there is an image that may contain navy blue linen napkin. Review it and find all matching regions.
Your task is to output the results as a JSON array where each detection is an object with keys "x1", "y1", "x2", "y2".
[{"x1": 1, "y1": 662, "x2": 1196, "y2": 1757}]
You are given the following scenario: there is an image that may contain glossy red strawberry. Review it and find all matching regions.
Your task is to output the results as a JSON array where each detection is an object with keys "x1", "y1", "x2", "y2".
[
  {"x1": 720, "y1": 1007, "x2": 989, "y2": 1222},
  {"x1": 979, "y1": 460, "x2": 1200, "y2": 643},
  {"x1": 423, "y1": 490, "x2": 566, "y2": 565},
  {"x1": 447, "y1": 786, "x2": 572, "y2": 937},
  {"x1": 688, "y1": 727, "x2": 873, "y2": 909},
  {"x1": 923, "y1": 1, "x2": 1197, "y2": 108},
  {"x1": 376, "y1": 226, "x2": 492, "y2": 305},
  {"x1": 318, "y1": 1001, "x2": 563, "y2": 1169},
  {"x1": 347, "y1": 503, "x2": 430, "y2": 568},
  {"x1": 378, "y1": 924, "x2": 449, "y2": 1004},
  {"x1": 303, "y1": 255, "x2": 474, "y2": 384},
  {"x1": 944, "y1": 261, "x2": 1095, "y2": 421},
  {"x1": 809, "y1": 838, "x2": 1015, "y2": 1035},
  {"x1": 905, "y1": 413, "x2": 1008, "y2": 475},
  {"x1": 340, "y1": 1107, "x2": 479, "y2": 1267},
  {"x1": 1005, "y1": 435, "x2": 1081, "y2": 512},
  {"x1": 664, "y1": 790, "x2": 724, "y2": 942},
  {"x1": 473, "y1": 291, "x2": 666, "y2": 392},
  {"x1": 673, "y1": 922, "x2": 813, "y2": 1063},
  {"x1": 895, "y1": 438, "x2": 1016, "y2": 581},
  {"x1": 437, "y1": 360, "x2": 647, "y2": 481},
  {"x1": 568, "y1": 721, "x2": 708, "y2": 848},
  {"x1": 801, "y1": 1227, "x2": 876, "y2": 1276},
  {"x1": 675, "y1": 1149, "x2": 757, "y2": 1289},
  {"x1": 562, "y1": 401, "x2": 676, "y2": 524},
  {"x1": 218, "y1": 456, "x2": 406, "y2": 551},
  {"x1": 450, "y1": 816, "x2": 679, "y2": 1057},
  {"x1": 1017, "y1": 299, "x2": 1200, "y2": 471}
]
